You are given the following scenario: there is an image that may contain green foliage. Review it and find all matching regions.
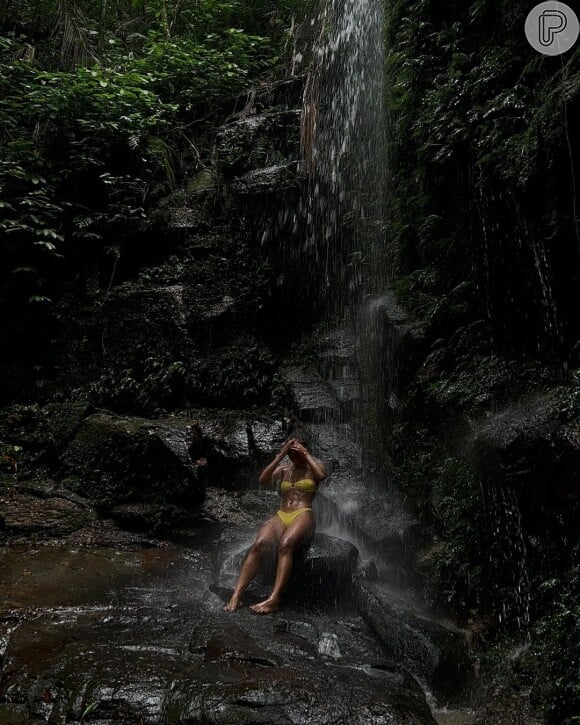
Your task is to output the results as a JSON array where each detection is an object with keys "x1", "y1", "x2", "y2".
[
  {"x1": 201, "y1": 337, "x2": 275, "y2": 405},
  {"x1": 0, "y1": 0, "x2": 306, "y2": 358},
  {"x1": 80, "y1": 700, "x2": 99, "y2": 722},
  {"x1": 532, "y1": 567, "x2": 580, "y2": 724},
  {"x1": 424, "y1": 457, "x2": 489, "y2": 613},
  {"x1": 386, "y1": 0, "x2": 580, "y2": 358},
  {"x1": 87, "y1": 356, "x2": 189, "y2": 415},
  {"x1": 424, "y1": 458, "x2": 531, "y2": 628},
  {"x1": 425, "y1": 354, "x2": 553, "y2": 416},
  {"x1": 87, "y1": 337, "x2": 276, "y2": 414}
]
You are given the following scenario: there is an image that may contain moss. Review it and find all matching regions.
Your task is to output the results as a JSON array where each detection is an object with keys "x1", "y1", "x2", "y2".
[
  {"x1": 408, "y1": 456, "x2": 494, "y2": 617},
  {"x1": 186, "y1": 169, "x2": 216, "y2": 194},
  {"x1": 532, "y1": 566, "x2": 580, "y2": 723},
  {"x1": 425, "y1": 354, "x2": 554, "y2": 417},
  {"x1": 386, "y1": 0, "x2": 580, "y2": 360}
]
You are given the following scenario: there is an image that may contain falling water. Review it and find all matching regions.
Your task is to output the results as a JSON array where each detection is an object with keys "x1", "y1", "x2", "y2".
[
  {"x1": 303, "y1": 0, "x2": 386, "y2": 297},
  {"x1": 297, "y1": 0, "x2": 388, "y2": 450},
  {"x1": 487, "y1": 484, "x2": 531, "y2": 640}
]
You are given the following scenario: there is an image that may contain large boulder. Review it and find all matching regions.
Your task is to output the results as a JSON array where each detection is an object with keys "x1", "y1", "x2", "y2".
[
  {"x1": 281, "y1": 366, "x2": 340, "y2": 422},
  {"x1": 219, "y1": 533, "x2": 359, "y2": 607},
  {"x1": 0, "y1": 481, "x2": 95, "y2": 541},
  {"x1": 167, "y1": 612, "x2": 436, "y2": 725},
  {"x1": 214, "y1": 110, "x2": 301, "y2": 179},
  {"x1": 200, "y1": 416, "x2": 287, "y2": 489},
  {"x1": 316, "y1": 469, "x2": 423, "y2": 584},
  {"x1": 355, "y1": 577, "x2": 473, "y2": 702},
  {"x1": 61, "y1": 413, "x2": 207, "y2": 524},
  {"x1": 0, "y1": 536, "x2": 436, "y2": 725}
]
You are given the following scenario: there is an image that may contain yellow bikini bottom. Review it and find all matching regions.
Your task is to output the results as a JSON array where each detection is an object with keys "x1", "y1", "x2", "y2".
[{"x1": 276, "y1": 508, "x2": 312, "y2": 528}]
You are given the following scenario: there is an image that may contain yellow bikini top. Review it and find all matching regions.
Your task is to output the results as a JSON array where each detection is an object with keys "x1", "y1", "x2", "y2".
[{"x1": 280, "y1": 478, "x2": 317, "y2": 494}]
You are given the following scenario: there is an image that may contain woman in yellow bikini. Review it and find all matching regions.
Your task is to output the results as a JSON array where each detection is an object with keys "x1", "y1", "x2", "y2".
[{"x1": 223, "y1": 434, "x2": 327, "y2": 614}]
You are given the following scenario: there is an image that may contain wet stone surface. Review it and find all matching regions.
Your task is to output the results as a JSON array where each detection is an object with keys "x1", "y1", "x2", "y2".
[{"x1": 0, "y1": 521, "x2": 437, "y2": 724}]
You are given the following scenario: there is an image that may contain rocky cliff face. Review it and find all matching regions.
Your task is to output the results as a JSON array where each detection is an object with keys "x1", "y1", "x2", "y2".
[
  {"x1": 1, "y1": 2, "x2": 578, "y2": 718},
  {"x1": 381, "y1": 1, "x2": 580, "y2": 719},
  {"x1": 0, "y1": 75, "x2": 314, "y2": 523}
]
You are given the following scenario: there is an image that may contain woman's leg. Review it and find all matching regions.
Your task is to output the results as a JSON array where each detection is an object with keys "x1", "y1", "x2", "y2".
[
  {"x1": 250, "y1": 511, "x2": 314, "y2": 614},
  {"x1": 223, "y1": 515, "x2": 285, "y2": 611}
]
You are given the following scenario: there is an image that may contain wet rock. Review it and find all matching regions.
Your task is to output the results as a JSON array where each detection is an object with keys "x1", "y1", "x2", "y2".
[
  {"x1": 329, "y1": 376, "x2": 359, "y2": 408},
  {"x1": 289, "y1": 533, "x2": 359, "y2": 604},
  {"x1": 220, "y1": 533, "x2": 359, "y2": 607},
  {"x1": 364, "y1": 292, "x2": 426, "y2": 413},
  {"x1": 110, "y1": 502, "x2": 201, "y2": 532},
  {"x1": 317, "y1": 471, "x2": 423, "y2": 572},
  {"x1": 153, "y1": 172, "x2": 217, "y2": 238},
  {"x1": 165, "y1": 657, "x2": 435, "y2": 724},
  {"x1": 248, "y1": 419, "x2": 289, "y2": 467},
  {"x1": 199, "y1": 417, "x2": 252, "y2": 488},
  {"x1": 372, "y1": 291, "x2": 425, "y2": 345},
  {"x1": 318, "y1": 327, "x2": 358, "y2": 381},
  {"x1": 231, "y1": 161, "x2": 303, "y2": 196},
  {"x1": 61, "y1": 413, "x2": 207, "y2": 516},
  {"x1": 282, "y1": 366, "x2": 340, "y2": 422},
  {"x1": 169, "y1": 614, "x2": 435, "y2": 725},
  {"x1": 0, "y1": 482, "x2": 95, "y2": 540},
  {"x1": 68, "y1": 518, "x2": 162, "y2": 548},
  {"x1": 201, "y1": 416, "x2": 287, "y2": 488},
  {"x1": 355, "y1": 577, "x2": 472, "y2": 702},
  {"x1": 0, "y1": 544, "x2": 436, "y2": 725},
  {"x1": 308, "y1": 422, "x2": 362, "y2": 475},
  {"x1": 0, "y1": 606, "x2": 190, "y2": 724},
  {"x1": 0, "y1": 401, "x2": 91, "y2": 463},
  {"x1": 214, "y1": 110, "x2": 301, "y2": 179},
  {"x1": 469, "y1": 388, "x2": 580, "y2": 499},
  {"x1": 103, "y1": 283, "x2": 193, "y2": 366}
]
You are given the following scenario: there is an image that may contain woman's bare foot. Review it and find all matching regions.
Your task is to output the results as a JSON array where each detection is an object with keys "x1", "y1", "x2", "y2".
[
  {"x1": 250, "y1": 597, "x2": 279, "y2": 614},
  {"x1": 223, "y1": 594, "x2": 242, "y2": 612}
]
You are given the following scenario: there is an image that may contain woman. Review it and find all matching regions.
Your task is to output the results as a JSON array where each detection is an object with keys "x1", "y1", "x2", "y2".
[{"x1": 224, "y1": 434, "x2": 327, "y2": 614}]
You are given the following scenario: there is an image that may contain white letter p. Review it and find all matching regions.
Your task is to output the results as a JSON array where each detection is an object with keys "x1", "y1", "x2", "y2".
[{"x1": 539, "y1": 10, "x2": 568, "y2": 46}]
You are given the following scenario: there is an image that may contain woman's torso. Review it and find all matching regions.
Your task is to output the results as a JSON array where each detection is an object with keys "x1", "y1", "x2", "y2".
[{"x1": 279, "y1": 466, "x2": 317, "y2": 512}]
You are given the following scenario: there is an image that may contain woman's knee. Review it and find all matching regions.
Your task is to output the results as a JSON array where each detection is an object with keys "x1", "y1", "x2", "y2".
[
  {"x1": 278, "y1": 536, "x2": 295, "y2": 554},
  {"x1": 252, "y1": 535, "x2": 272, "y2": 554}
]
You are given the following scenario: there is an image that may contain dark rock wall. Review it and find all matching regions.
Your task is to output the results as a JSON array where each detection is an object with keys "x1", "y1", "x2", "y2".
[
  {"x1": 383, "y1": 1, "x2": 580, "y2": 721},
  {"x1": 0, "y1": 78, "x2": 308, "y2": 417},
  {"x1": 0, "y1": 76, "x2": 310, "y2": 534}
]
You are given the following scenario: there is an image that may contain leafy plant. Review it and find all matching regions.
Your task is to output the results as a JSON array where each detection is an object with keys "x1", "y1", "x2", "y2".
[{"x1": 0, "y1": 1, "x2": 307, "y2": 396}]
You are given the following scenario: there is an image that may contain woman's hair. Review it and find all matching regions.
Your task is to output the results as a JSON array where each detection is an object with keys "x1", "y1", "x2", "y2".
[{"x1": 287, "y1": 429, "x2": 310, "y2": 449}]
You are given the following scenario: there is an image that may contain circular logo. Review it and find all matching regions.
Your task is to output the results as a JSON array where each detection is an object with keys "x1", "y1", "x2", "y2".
[{"x1": 525, "y1": 2, "x2": 579, "y2": 55}]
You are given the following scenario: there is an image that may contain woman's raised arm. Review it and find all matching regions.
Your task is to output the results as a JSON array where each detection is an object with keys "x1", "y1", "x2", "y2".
[{"x1": 258, "y1": 440, "x2": 292, "y2": 486}]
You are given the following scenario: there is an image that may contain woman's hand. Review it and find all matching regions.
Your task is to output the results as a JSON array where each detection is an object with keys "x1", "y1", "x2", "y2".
[
  {"x1": 279, "y1": 439, "x2": 293, "y2": 457},
  {"x1": 289, "y1": 440, "x2": 308, "y2": 457},
  {"x1": 258, "y1": 439, "x2": 292, "y2": 486}
]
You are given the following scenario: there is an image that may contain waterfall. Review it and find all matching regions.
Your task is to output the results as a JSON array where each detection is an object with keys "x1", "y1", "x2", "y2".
[
  {"x1": 278, "y1": 0, "x2": 427, "y2": 589},
  {"x1": 301, "y1": 0, "x2": 386, "y2": 303},
  {"x1": 298, "y1": 0, "x2": 388, "y2": 456}
]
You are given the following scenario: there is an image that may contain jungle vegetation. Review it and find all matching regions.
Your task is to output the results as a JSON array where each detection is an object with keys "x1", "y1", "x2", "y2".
[{"x1": 0, "y1": 0, "x2": 306, "y2": 393}]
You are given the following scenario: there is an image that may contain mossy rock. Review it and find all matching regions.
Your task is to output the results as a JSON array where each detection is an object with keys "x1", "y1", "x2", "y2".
[{"x1": 61, "y1": 413, "x2": 207, "y2": 513}]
